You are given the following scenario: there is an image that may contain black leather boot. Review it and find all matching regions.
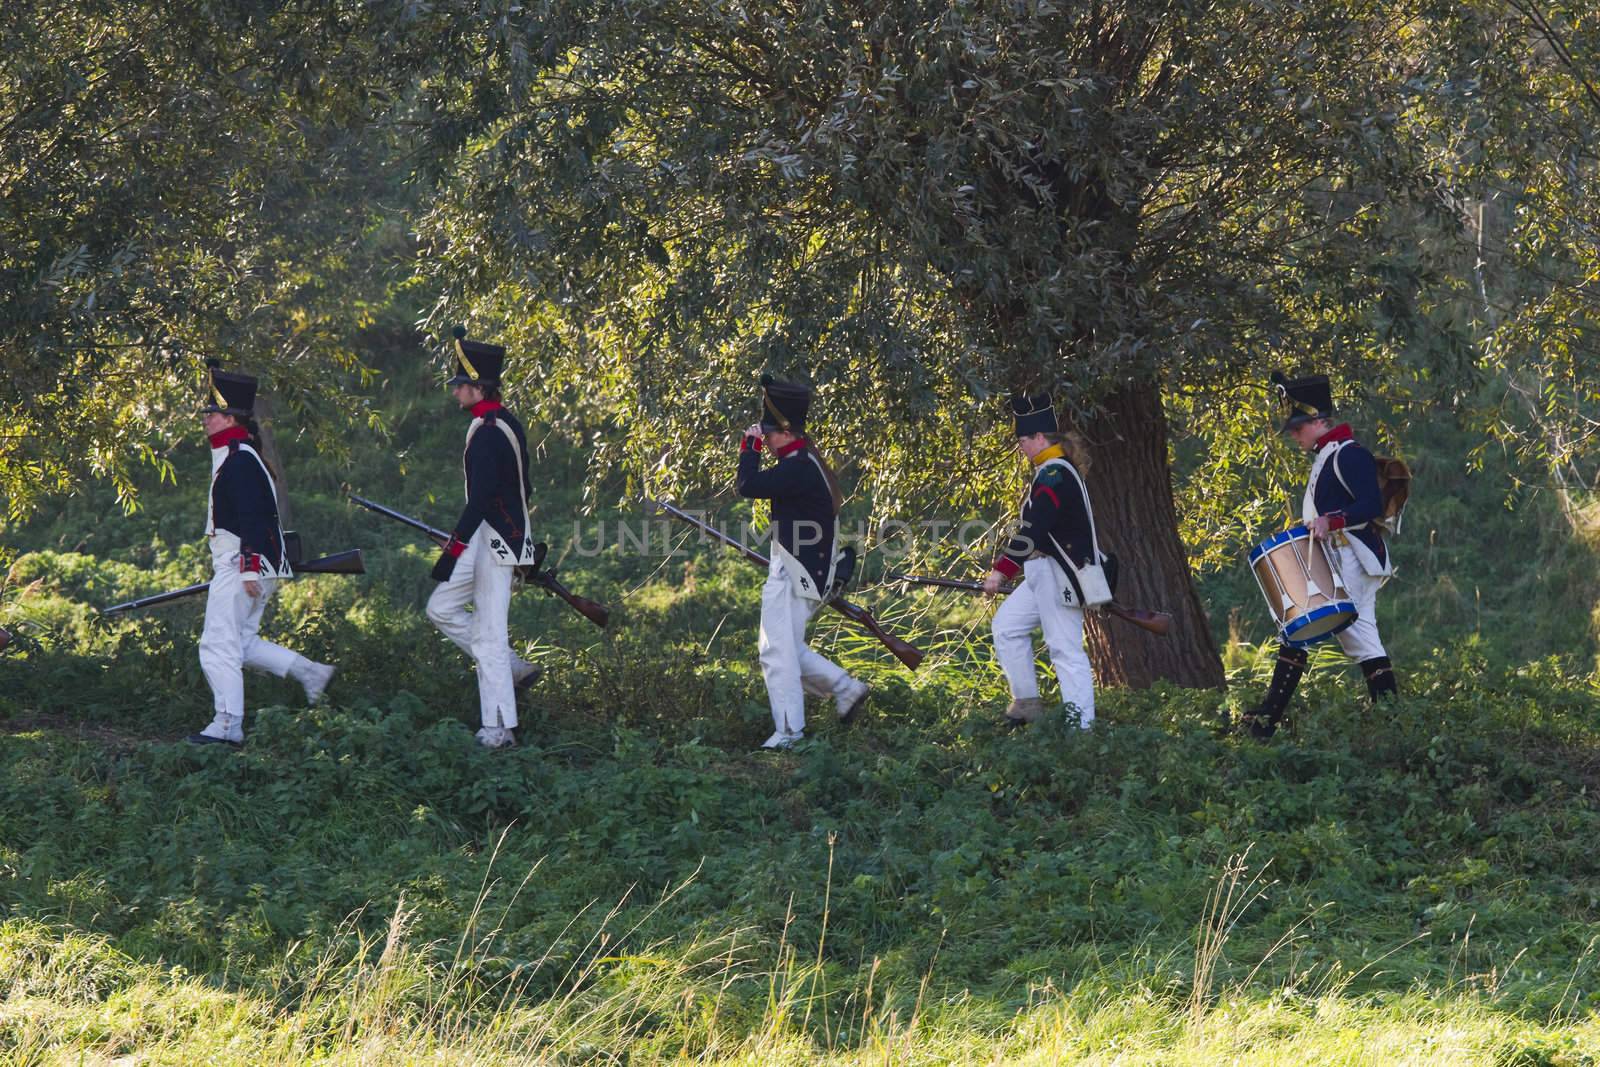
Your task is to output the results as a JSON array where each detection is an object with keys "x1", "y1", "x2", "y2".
[
  {"x1": 1361, "y1": 656, "x2": 1398, "y2": 703},
  {"x1": 1242, "y1": 646, "x2": 1308, "y2": 740}
]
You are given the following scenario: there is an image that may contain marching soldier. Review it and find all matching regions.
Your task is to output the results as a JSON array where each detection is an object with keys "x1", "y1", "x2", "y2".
[
  {"x1": 737, "y1": 374, "x2": 869, "y2": 750},
  {"x1": 425, "y1": 327, "x2": 542, "y2": 749},
  {"x1": 982, "y1": 393, "x2": 1103, "y2": 729},
  {"x1": 1244, "y1": 372, "x2": 1399, "y2": 740},
  {"x1": 191, "y1": 363, "x2": 335, "y2": 746}
]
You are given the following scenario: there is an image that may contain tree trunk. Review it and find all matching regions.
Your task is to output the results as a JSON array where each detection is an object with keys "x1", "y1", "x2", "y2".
[{"x1": 1080, "y1": 381, "x2": 1224, "y2": 689}]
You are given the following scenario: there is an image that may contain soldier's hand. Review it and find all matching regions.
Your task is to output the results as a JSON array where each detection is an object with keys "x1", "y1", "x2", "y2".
[
  {"x1": 1309, "y1": 515, "x2": 1332, "y2": 541},
  {"x1": 982, "y1": 569, "x2": 1006, "y2": 597},
  {"x1": 243, "y1": 579, "x2": 262, "y2": 598},
  {"x1": 744, "y1": 422, "x2": 764, "y2": 440}
]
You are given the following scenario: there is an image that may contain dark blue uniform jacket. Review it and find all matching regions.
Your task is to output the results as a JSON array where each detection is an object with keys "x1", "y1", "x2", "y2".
[
  {"x1": 451, "y1": 401, "x2": 534, "y2": 561},
  {"x1": 736, "y1": 435, "x2": 836, "y2": 595},
  {"x1": 1309, "y1": 426, "x2": 1388, "y2": 569}
]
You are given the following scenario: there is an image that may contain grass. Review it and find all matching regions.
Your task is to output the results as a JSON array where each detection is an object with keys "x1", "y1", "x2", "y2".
[
  {"x1": 3, "y1": 340, "x2": 1600, "y2": 1062},
  {"x1": 5, "y1": 877, "x2": 1599, "y2": 1065},
  {"x1": 2, "y1": 639, "x2": 1599, "y2": 1063}
]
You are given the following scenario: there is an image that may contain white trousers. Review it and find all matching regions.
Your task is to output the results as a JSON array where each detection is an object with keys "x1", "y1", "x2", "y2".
[
  {"x1": 426, "y1": 526, "x2": 518, "y2": 730},
  {"x1": 991, "y1": 557, "x2": 1095, "y2": 721},
  {"x1": 1331, "y1": 541, "x2": 1387, "y2": 661},
  {"x1": 758, "y1": 559, "x2": 850, "y2": 738},
  {"x1": 199, "y1": 569, "x2": 298, "y2": 727}
]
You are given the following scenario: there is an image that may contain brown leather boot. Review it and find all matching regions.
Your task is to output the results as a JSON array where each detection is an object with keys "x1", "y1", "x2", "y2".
[{"x1": 1005, "y1": 697, "x2": 1046, "y2": 727}]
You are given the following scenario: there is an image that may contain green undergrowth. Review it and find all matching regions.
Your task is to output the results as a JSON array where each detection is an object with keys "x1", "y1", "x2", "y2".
[
  {"x1": 2, "y1": 621, "x2": 1600, "y2": 1061},
  {"x1": 5, "y1": 343, "x2": 1600, "y2": 1060}
]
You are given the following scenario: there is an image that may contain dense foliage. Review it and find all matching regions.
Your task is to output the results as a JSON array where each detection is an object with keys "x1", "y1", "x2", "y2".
[
  {"x1": 412, "y1": 0, "x2": 1445, "y2": 481},
  {"x1": 0, "y1": 0, "x2": 422, "y2": 517}
]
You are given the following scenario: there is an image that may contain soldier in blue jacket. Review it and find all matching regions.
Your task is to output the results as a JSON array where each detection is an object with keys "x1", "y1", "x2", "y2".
[
  {"x1": 425, "y1": 328, "x2": 542, "y2": 749},
  {"x1": 983, "y1": 392, "x2": 1102, "y2": 728},
  {"x1": 737, "y1": 375, "x2": 869, "y2": 749},
  {"x1": 191, "y1": 364, "x2": 334, "y2": 746},
  {"x1": 1244, "y1": 372, "x2": 1399, "y2": 740}
]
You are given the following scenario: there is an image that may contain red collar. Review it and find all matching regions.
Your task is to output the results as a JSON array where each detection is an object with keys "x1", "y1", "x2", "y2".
[
  {"x1": 208, "y1": 425, "x2": 250, "y2": 449},
  {"x1": 470, "y1": 399, "x2": 503, "y2": 418},
  {"x1": 775, "y1": 437, "x2": 808, "y2": 458},
  {"x1": 1315, "y1": 423, "x2": 1354, "y2": 448}
]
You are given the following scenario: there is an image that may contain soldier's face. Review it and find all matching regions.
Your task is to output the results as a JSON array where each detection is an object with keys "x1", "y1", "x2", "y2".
[
  {"x1": 1015, "y1": 433, "x2": 1049, "y2": 460},
  {"x1": 451, "y1": 382, "x2": 483, "y2": 409},
  {"x1": 202, "y1": 411, "x2": 232, "y2": 436},
  {"x1": 1288, "y1": 420, "x2": 1326, "y2": 451}
]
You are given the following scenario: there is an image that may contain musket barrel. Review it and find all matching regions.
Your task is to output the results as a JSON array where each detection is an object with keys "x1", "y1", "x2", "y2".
[
  {"x1": 650, "y1": 498, "x2": 923, "y2": 670},
  {"x1": 894, "y1": 572, "x2": 1171, "y2": 638},
  {"x1": 349, "y1": 495, "x2": 450, "y2": 542},
  {"x1": 651, "y1": 500, "x2": 768, "y2": 567},
  {"x1": 99, "y1": 551, "x2": 364, "y2": 614},
  {"x1": 101, "y1": 581, "x2": 210, "y2": 615},
  {"x1": 354, "y1": 493, "x2": 611, "y2": 629}
]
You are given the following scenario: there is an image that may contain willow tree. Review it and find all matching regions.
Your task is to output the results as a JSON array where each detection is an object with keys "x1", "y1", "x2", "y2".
[
  {"x1": 0, "y1": 0, "x2": 412, "y2": 518},
  {"x1": 1409, "y1": 1, "x2": 1600, "y2": 521},
  {"x1": 407, "y1": 0, "x2": 1459, "y2": 688}
]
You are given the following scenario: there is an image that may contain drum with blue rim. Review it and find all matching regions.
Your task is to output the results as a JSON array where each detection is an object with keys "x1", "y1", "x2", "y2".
[{"x1": 1247, "y1": 525, "x2": 1357, "y2": 647}]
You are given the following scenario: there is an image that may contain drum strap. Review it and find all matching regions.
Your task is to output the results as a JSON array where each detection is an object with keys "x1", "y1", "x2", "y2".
[
  {"x1": 1309, "y1": 440, "x2": 1372, "y2": 533},
  {"x1": 1327, "y1": 445, "x2": 1369, "y2": 531},
  {"x1": 1319, "y1": 443, "x2": 1393, "y2": 581}
]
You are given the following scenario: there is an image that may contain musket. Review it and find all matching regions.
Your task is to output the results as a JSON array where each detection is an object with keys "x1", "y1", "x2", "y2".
[
  {"x1": 646, "y1": 498, "x2": 924, "y2": 671},
  {"x1": 889, "y1": 572, "x2": 1174, "y2": 638},
  {"x1": 99, "y1": 550, "x2": 367, "y2": 615},
  {"x1": 348, "y1": 494, "x2": 610, "y2": 629}
]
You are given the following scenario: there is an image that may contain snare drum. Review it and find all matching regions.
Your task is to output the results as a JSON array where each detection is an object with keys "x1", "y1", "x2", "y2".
[{"x1": 1247, "y1": 526, "x2": 1357, "y2": 647}]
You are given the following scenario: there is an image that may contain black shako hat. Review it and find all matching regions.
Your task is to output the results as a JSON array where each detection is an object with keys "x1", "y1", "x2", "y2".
[
  {"x1": 1010, "y1": 392, "x2": 1058, "y2": 437},
  {"x1": 200, "y1": 359, "x2": 257, "y2": 417},
  {"x1": 447, "y1": 325, "x2": 507, "y2": 387},
  {"x1": 759, "y1": 374, "x2": 812, "y2": 434},
  {"x1": 1272, "y1": 371, "x2": 1334, "y2": 432}
]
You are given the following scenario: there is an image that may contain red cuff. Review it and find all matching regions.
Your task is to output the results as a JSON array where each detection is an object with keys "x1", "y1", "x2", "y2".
[
  {"x1": 239, "y1": 553, "x2": 263, "y2": 574},
  {"x1": 445, "y1": 535, "x2": 467, "y2": 558},
  {"x1": 1325, "y1": 513, "x2": 1347, "y2": 531},
  {"x1": 993, "y1": 556, "x2": 1022, "y2": 579},
  {"x1": 741, "y1": 434, "x2": 763, "y2": 452}
]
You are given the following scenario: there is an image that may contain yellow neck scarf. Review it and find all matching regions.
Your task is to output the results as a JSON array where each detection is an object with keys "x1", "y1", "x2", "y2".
[{"x1": 1031, "y1": 443, "x2": 1065, "y2": 466}]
